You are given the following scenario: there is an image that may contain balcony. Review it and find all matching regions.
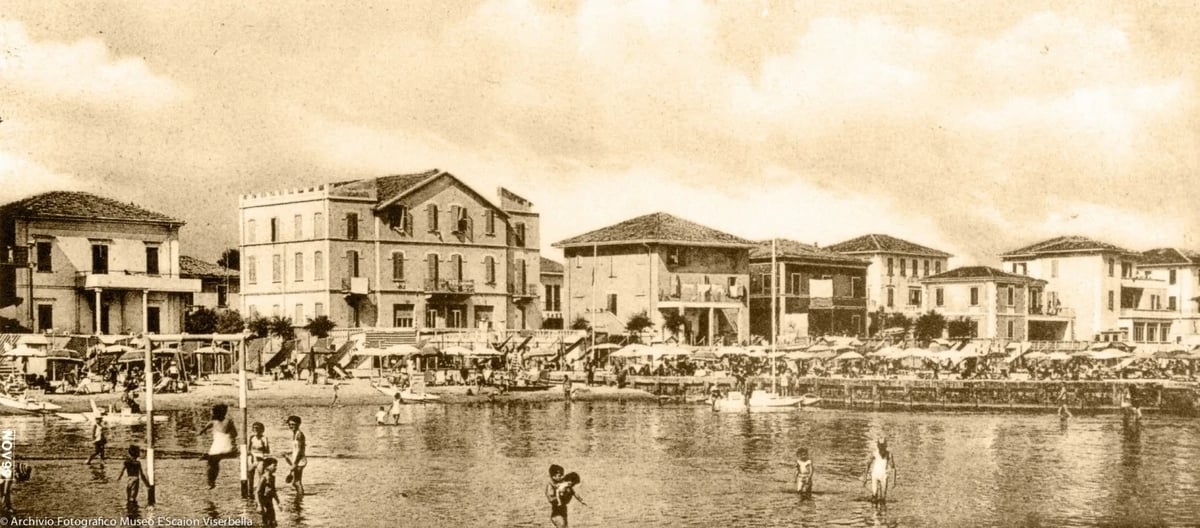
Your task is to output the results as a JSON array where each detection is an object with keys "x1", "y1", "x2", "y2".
[
  {"x1": 1121, "y1": 276, "x2": 1166, "y2": 289},
  {"x1": 507, "y1": 283, "x2": 535, "y2": 297},
  {"x1": 426, "y1": 279, "x2": 475, "y2": 294},
  {"x1": 77, "y1": 271, "x2": 200, "y2": 293},
  {"x1": 1119, "y1": 307, "x2": 1176, "y2": 320},
  {"x1": 542, "y1": 310, "x2": 563, "y2": 320},
  {"x1": 341, "y1": 277, "x2": 370, "y2": 295},
  {"x1": 1028, "y1": 304, "x2": 1074, "y2": 319}
]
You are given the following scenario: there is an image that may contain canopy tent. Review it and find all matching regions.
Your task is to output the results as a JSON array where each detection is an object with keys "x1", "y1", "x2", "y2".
[
  {"x1": 610, "y1": 344, "x2": 653, "y2": 359},
  {"x1": 834, "y1": 351, "x2": 865, "y2": 361},
  {"x1": 116, "y1": 350, "x2": 179, "y2": 363},
  {"x1": 1089, "y1": 348, "x2": 1132, "y2": 361},
  {"x1": 806, "y1": 343, "x2": 834, "y2": 353},
  {"x1": 441, "y1": 346, "x2": 475, "y2": 357},
  {"x1": 649, "y1": 344, "x2": 692, "y2": 358},
  {"x1": 871, "y1": 346, "x2": 901, "y2": 358},
  {"x1": 524, "y1": 347, "x2": 560, "y2": 359},
  {"x1": 691, "y1": 349, "x2": 721, "y2": 362},
  {"x1": 716, "y1": 346, "x2": 749, "y2": 356},
  {"x1": 4, "y1": 344, "x2": 43, "y2": 358},
  {"x1": 1045, "y1": 352, "x2": 1073, "y2": 362}
]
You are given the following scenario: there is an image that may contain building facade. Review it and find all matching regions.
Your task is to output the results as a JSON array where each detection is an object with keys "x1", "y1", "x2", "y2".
[
  {"x1": 540, "y1": 257, "x2": 564, "y2": 329},
  {"x1": 553, "y1": 212, "x2": 753, "y2": 345},
  {"x1": 0, "y1": 192, "x2": 200, "y2": 334},
  {"x1": 239, "y1": 170, "x2": 541, "y2": 332},
  {"x1": 180, "y1": 255, "x2": 240, "y2": 310},
  {"x1": 1136, "y1": 248, "x2": 1200, "y2": 345},
  {"x1": 749, "y1": 239, "x2": 869, "y2": 341},
  {"x1": 824, "y1": 234, "x2": 952, "y2": 318},
  {"x1": 921, "y1": 266, "x2": 1052, "y2": 340}
]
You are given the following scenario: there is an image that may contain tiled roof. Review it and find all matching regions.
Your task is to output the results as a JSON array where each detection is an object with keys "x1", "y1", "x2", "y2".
[
  {"x1": 374, "y1": 170, "x2": 439, "y2": 204},
  {"x1": 540, "y1": 257, "x2": 564, "y2": 275},
  {"x1": 180, "y1": 255, "x2": 239, "y2": 278},
  {"x1": 824, "y1": 234, "x2": 952, "y2": 257},
  {"x1": 923, "y1": 266, "x2": 1043, "y2": 283},
  {"x1": 1000, "y1": 236, "x2": 1132, "y2": 258},
  {"x1": 750, "y1": 239, "x2": 868, "y2": 265},
  {"x1": 0, "y1": 191, "x2": 182, "y2": 225},
  {"x1": 553, "y1": 212, "x2": 755, "y2": 248},
  {"x1": 1140, "y1": 248, "x2": 1200, "y2": 267}
]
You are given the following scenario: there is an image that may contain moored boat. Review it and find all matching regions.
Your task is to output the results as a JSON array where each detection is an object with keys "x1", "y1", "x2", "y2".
[
  {"x1": 711, "y1": 390, "x2": 821, "y2": 412},
  {"x1": 0, "y1": 394, "x2": 62, "y2": 412},
  {"x1": 372, "y1": 383, "x2": 442, "y2": 402}
]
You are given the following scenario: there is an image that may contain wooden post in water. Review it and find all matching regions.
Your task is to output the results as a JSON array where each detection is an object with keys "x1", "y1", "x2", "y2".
[
  {"x1": 143, "y1": 334, "x2": 156, "y2": 505},
  {"x1": 239, "y1": 336, "x2": 249, "y2": 498}
]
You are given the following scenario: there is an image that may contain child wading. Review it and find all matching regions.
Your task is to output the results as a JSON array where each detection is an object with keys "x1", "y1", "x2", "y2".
[
  {"x1": 283, "y1": 415, "x2": 307, "y2": 496},
  {"x1": 257, "y1": 457, "x2": 281, "y2": 527},
  {"x1": 794, "y1": 448, "x2": 814, "y2": 498},
  {"x1": 85, "y1": 415, "x2": 107, "y2": 464},
  {"x1": 119, "y1": 445, "x2": 151, "y2": 506},
  {"x1": 198, "y1": 403, "x2": 238, "y2": 489},
  {"x1": 247, "y1": 422, "x2": 271, "y2": 495},
  {"x1": 863, "y1": 439, "x2": 898, "y2": 504},
  {"x1": 1, "y1": 461, "x2": 32, "y2": 513}
]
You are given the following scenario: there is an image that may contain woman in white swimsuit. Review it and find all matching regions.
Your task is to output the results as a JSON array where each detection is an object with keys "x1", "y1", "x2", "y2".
[
  {"x1": 198, "y1": 404, "x2": 238, "y2": 489},
  {"x1": 863, "y1": 439, "x2": 897, "y2": 504}
]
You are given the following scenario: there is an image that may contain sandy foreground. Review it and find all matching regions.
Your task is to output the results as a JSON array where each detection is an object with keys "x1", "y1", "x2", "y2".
[{"x1": 7, "y1": 376, "x2": 659, "y2": 414}]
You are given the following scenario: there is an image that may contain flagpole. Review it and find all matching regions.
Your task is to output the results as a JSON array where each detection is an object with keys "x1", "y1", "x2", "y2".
[
  {"x1": 771, "y1": 239, "x2": 777, "y2": 394},
  {"x1": 143, "y1": 335, "x2": 156, "y2": 505}
]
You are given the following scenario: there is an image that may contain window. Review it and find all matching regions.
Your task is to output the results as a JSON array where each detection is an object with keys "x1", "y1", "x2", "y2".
[
  {"x1": 272, "y1": 254, "x2": 282, "y2": 282},
  {"x1": 667, "y1": 247, "x2": 687, "y2": 266},
  {"x1": 1133, "y1": 323, "x2": 1145, "y2": 342},
  {"x1": 35, "y1": 242, "x2": 52, "y2": 272},
  {"x1": 899, "y1": 259, "x2": 906, "y2": 277},
  {"x1": 425, "y1": 308, "x2": 438, "y2": 328},
  {"x1": 908, "y1": 288, "x2": 921, "y2": 307},
  {"x1": 1108, "y1": 259, "x2": 1114, "y2": 277},
  {"x1": 246, "y1": 220, "x2": 256, "y2": 243},
  {"x1": 886, "y1": 287, "x2": 895, "y2": 308},
  {"x1": 294, "y1": 214, "x2": 303, "y2": 239},
  {"x1": 146, "y1": 307, "x2": 160, "y2": 334},
  {"x1": 486, "y1": 210, "x2": 496, "y2": 236},
  {"x1": 574, "y1": 255, "x2": 581, "y2": 268},
  {"x1": 452, "y1": 254, "x2": 464, "y2": 281},
  {"x1": 789, "y1": 273, "x2": 802, "y2": 295},
  {"x1": 970, "y1": 287, "x2": 979, "y2": 306},
  {"x1": 387, "y1": 205, "x2": 410, "y2": 233},
  {"x1": 449, "y1": 308, "x2": 464, "y2": 328},
  {"x1": 36, "y1": 304, "x2": 52, "y2": 332},
  {"x1": 513, "y1": 223, "x2": 526, "y2": 247},
  {"x1": 346, "y1": 251, "x2": 360, "y2": 278},
  {"x1": 294, "y1": 304, "x2": 304, "y2": 323},
  {"x1": 346, "y1": 213, "x2": 359, "y2": 240},
  {"x1": 392, "y1": 252, "x2": 405, "y2": 281},
  {"x1": 516, "y1": 259, "x2": 527, "y2": 290},
  {"x1": 887, "y1": 258, "x2": 894, "y2": 277},
  {"x1": 146, "y1": 246, "x2": 159, "y2": 275},
  {"x1": 427, "y1": 204, "x2": 439, "y2": 232},
  {"x1": 315, "y1": 303, "x2": 325, "y2": 317},
  {"x1": 270, "y1": 217, "x2": 279, "y2": 242},
  {"x1": 247, "y1": 256, "x2": 257, "y2": 284},
  {"x1": 545, "y1": 285, "x2": 562, "y2": 311},
  {"x1": 1007, "y1": 320, "x2": 1015, "y2": 339},
  {"x1": 313, "y1": 251, "x2": 323, "y2": 281},
  {"x1": 294, "y1": 252, "x2": 304, "y2": 281},
  {"x1": 91, "y1": 244, "x2": 108, "y2": 274},
  {"x1": 393, "y1": 304, "x2": 414, "y2": 328},
  {"x1": 450, "y1": 206, "x2": 469, "y2": 234},
  {"x1": 606, "y1": 293, "x2": 618, "y2": 314},
  {"x1": 923, "y1": 260, "x2": 929, "y2": 277},
  {"x1": 1170, "y1": 269, "x2": 1177, "y2": 285},
  {"x1": 1007, "y1": 286, "x2": 1014, "y2": 306},
  {"x1": 1169, "y1": 296, "x2": 1177, "y2": 311},
  {"x1": 1108, "y1": 290, "x2": 1115, "y2": 311},
  {"x1": 485, "y1": 256, "x2": 496, "y2": 284},
  {"x1": 272, "y1": 305, "x2": 280, "y2": 317},
  {"x1": 935, "y1": 261, "x2": 942, "y2": 274},
  {"x1": 912, "y1": 260, "x2": 918, "y2": 277},
  {"x1": 851, "y1": 277, "x2": 863, "y2": 298},
  {"x1": 1151, "y1": 295, "x2": 1161, "y2": 311},
  {"x1": 935, "y1": 288, "x2": 944, "y2": 307},
  {"x1": 1051, "y1": 260, "x2": 1058, "y2": 278},
  {"x1": 313, "y1": 212, "x2": 324, "y2": 238},
  {"x1": 427, "y1": 254, "x2": 440, "y2": 282},
  {"x1": 1121, "y1": 262, "x2": 1132, "y2": 278}
]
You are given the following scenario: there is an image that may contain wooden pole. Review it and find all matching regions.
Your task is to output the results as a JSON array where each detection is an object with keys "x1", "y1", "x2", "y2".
[
  {"x1": 143, "y1": 335, "x2": 156, "y2": 505},
  {"x1": 239, "y1": 336, "x2": 249, "y2": 498}
]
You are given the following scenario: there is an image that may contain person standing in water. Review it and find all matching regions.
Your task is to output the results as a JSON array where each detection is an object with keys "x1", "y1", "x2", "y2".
[
  {"x1": 198, "y1": 403, "x2": 238, "y2": 489},
  {"x1": 119, "y1": 445, "x2": 151, "y2": 506},
  {"x1": 389, "y1": 392, "x2": 404, "y2": 425},
  {"x1": 863, "y1": 439, "x2": 898, "y2": 504},
  {"x1": 85, "y1": 415, "x2": 107, "y2": 464},
  {"x1": 1056, "y1": 383, "x2": 1073, "y2": 419},
  {"x1": 282, "y1": 415, "x2": 307, "y2": 496},
  {"x1": 794, "y1": 448, "x2": 814, "y2": 498},
  {"x1": 247, "y1": 422, "x2": 271, "y2": 495},
  {"x1": 256, "y1": 457, "x2": 281, "y2": 527}
]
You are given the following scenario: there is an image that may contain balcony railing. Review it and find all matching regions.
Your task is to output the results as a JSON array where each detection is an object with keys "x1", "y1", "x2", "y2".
[
  {"x1": 426, "y1": 279, "x2": 474, "y2": 294},
  {"x1": 1119, "y1": 307, "x2": 1176, "y2": 319},
  {"x1": 76, "y1": 271, "x2": 200, "y2": 293},
  {"x1": 1028, "y1": 304, "x2": 1074, "y2": 318},
  {"x1": 659, "y1": 284, "x2": 743, "y2": 303},
  {"x1": 507, "y1": 283, "x2": 535, "y2": 296}
]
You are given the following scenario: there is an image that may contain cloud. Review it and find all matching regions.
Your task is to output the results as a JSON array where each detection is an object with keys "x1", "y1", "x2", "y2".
[
  {"x1": 0, "y1": 150, "x2": 89, "y2": 202},
  {"x1": 1033, "y1": 202, "x2": 1186, "y2": 251},
  {"x1": 0, "y1": 19, "x2": 186, "y2": 108}
]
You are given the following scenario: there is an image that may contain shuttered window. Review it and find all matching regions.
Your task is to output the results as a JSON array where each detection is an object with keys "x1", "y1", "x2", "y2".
[
  {"x1": 392, "y1": 252, "x2": 405, "y2": 281},
  {"x1": 347, "y1": 250, "x2": 360, "y2": 279},
  {"x1": 346, "y1": 213, "x2": 359, "y2": 240},
  {"x1": 427, "y1": 204, "x2": 439, "y2": 232},
  {"x1": 427, "y1": 253, "x2": 439, "y2": 282},
  {"x1": 313, "y1": 251, "x2": 323, "y2": 281},
  {"x1": 485, "y1": 256, "x2": 496, "y2": 284},
  {"x1": 486, "y1": 210, "x2": 496, "y2": 235},
  {"x1": 452, "y1": 254, "x2": 464, "y2": 281}
]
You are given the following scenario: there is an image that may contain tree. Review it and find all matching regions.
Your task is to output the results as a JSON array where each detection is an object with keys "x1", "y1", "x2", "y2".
[
  {"x1": 185, "y1": 307, "x2": 219, "y2": 334},
  {"x1": 663, "y1": 311, "x2": 688, "y2": 342},
  {"x1": 0, "y1": 316, "x2": 30, "y2": 333},
  {"x1": 303, "y1": 315, "x2": 336, "y2": 339},
  {"x1": 268, "y1": 316, "x2": 295, "y2": 341},
  {"x1": 217, "y1": 248, "x2": 240, "y2": 270},
  {"x1": 215, "y1": 309, "x2": 244, "y2": 334},
  {"x1": 570, "y1": 316, "x2": 591, "y2": 331},
  {"x1": 948, "y1": 317, "x2": 978, "y2": 339},
  {"x1": 913, "y1": 310, "x2": 947, "y2": 343},
  {"x1": 626, "y1": 311, "x2": 654, "y2": 336},
  {"x1": 247, "y1": 316, "x2": 271, "y2": 338}
]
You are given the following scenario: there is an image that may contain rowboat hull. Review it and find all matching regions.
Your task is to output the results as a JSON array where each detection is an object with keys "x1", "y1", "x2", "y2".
[
  {"x1": 712, "y1": 391, "x2": 821, "y2": 412},
  {"x1": 55, "y1": 412, "x2": 168, "y2": 424},
  {"x1": 0, "y1": 396, "x2": 62, "y2": 412},
  {"x1": 373, "y1": 384, "x2": 442, "y2": 402}
]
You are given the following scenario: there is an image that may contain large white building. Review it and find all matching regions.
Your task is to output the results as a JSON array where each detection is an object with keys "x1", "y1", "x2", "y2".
[
  {"x1": 1137, "y1": 248, "x2": 1200, "y2": 345},
  {"x1": 824, "y1": 234, "x2": 953, "y2": 318}
]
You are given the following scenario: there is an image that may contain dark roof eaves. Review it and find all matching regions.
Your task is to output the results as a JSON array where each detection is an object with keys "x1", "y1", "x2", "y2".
[{"x1": 553, "y1": 239, "x2": 756, "y2": 249}]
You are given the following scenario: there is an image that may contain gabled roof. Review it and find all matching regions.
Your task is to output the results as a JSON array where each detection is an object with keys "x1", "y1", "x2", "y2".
[
  {"x1": 180, "y1": 256, "x2": 239, "y2": 279},
  {"x1": 552, "y1": 212, "x2": 755, "y2": 249},
  {"x1": 923, "y1": 266, "x2": 1045, "y2": 284},
  {"x1": 750, "y1": 239, "x2": 868, "y2": 266},
  {"x1": 1000, "y1": 236, "x2": 1132, "y2": 259},
  {"x1": 540, "y1": 257, "x2": 564, "y2": 275},
  {"x1": 824, "y1": 234, "x2": 952, "y2": 258},
  {"x1": 372, "y1": 170, "x2": 509, "y2": 218},
  {"x1": 0, "y1": 191, "x2": 183, "y2": 225},
  {"x1": 1139, "y1": 248, "x2": 1200, "y2": 267}
]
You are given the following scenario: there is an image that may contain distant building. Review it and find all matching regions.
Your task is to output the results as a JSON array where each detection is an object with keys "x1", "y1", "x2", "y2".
[
  {"x1": 1000, "y1": 236, "x2": 1171, "y2": 343},
  {"x1": 921, "y1": 266, "x2": 1051, "y2": 340},
  {"x1": 540, "y1": 257, "x2": 564, "y2": 329},
  {"x1": 749, "y1": 239, "x2": 869, "y2": 340},
  {"x1": 239, "y1": 170, "x2": 540, "y2": 332},
  {"x1": 0, "y1": 191, "x2": 200, "y2": 334},
  {"x1": 824, "y1": 234, "x2": 953, "y2": 318},
  {"x1": 1136, "y1": 248, "x2": 1200, "y2": 344},
  {"x1": 553, "y1": 212, "x2": 754, "y2": 345},
  {"x1": 180, "y1": 255, "x2": 240, "y2": 310}
]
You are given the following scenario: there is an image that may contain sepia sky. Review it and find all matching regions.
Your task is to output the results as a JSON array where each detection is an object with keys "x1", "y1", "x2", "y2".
[{"x1": 1, "y1": 1, "x2": 1198, "y2": 265}]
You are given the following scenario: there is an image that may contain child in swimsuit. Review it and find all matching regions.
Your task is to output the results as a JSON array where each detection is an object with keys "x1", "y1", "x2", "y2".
[
  {"x1": 375, "y1": 406, "x2": 388, "y2": 425},
  {"x1": 863, "y1": 440, "x2": 897, "y2": 504},
  {"x1": 85, "y1": 415, "x2": 107, "y2": 464},
  {"x1": 794, "y1": 448, "x2": 814, "y2": 498},
  {"x1": 247, "y1": 422, "x2": 270, "y2": 495},
  {"x1": 551, "y1": 472, "x2": 582, "y2": 527},
  {"x1": 119, "y1": 445, "x2": 150, "y2": 505},
  {"x1": 256, "y1": 457, "x2": 280, "y2": 527},
  {"x1": 545, "y1": 465, "x2": 565, "y2": 526},
  {"x1": 283, "y1": 415, "x2": 306, "y2": 496},
  {"x1": 1, "y1": 461, "x2": 32, "y2": 513}
]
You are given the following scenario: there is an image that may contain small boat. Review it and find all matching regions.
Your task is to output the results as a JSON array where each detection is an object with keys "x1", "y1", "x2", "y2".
[
  {"x1": 372, "y1": 383, "x2": 442, "y2": 403},
  {"x1": 711, "y1": 390, "x2": 820, "y2": 413},
  {"x1": 0, "y1": 394, "x2": 62, "y2": 412},
  {"x1": 54, "y1": 400, "x2": 167, "y2": 424},
  {"x1": 504, "y1": 381, "x2": 555, "y2": 392}
]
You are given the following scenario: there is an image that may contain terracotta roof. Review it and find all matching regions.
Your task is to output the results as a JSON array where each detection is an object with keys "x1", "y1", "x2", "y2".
[
  {"x1": 374, "y1": 170, "x2": 439, "y2": 203},
  {"x1": 0, "y1": 191, "x2": 182, "y2": 225},
  {"x1": 750, "y1": 239, "x2": 868, "y2": 265},
  {"x1": 553, "y1": 212, "x2": 754, "y2": 248},
  {"x1": 824, "y1": 234, "x2": 951, "y2": 257},
  {"x1": 180, "y1": 255, "x2": 238, "y2": 278},
  {"x1": 540, "y1": 257, "x2": 564, "y2": 275},
  {"x1": 1139, "y1": 247, "x2": 1200, "y2": 267},
  {"x1": 1000, "y1": 236, "x2": 1132, "y2": 258},
  {"x1": 923, "y1": 266, "x2": 1045, "y2": 284}
]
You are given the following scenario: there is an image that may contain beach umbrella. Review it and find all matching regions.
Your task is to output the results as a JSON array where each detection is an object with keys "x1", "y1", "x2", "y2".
[
  {"x1": 103, "y1": 344, "x2": 138, "y2": 354},
  {"x1": 809, "y1": 350, "x2": 837, "y2": 360},
  {"x1": 611, "y1": 344, "x2": 652, "y2": 359},
  {"x1": 901, "y1": 347, "x2": 928, "y2": 359},
  {"x1": 442, "y1": 345, "x2": 475, "y2": 357},
  {"x1": 1089, "y1": 348, "x2": 1132, "y2": 361},
  {"x1": 872, "y1": 346, "x2": 900, "y2": 358},
  {"x1": 589, "y1": 343, "x2": 622, "y2": 352},
  {"x1": 46, "y1": 348, "x2": 83, "y2": 360},
  {"x1": 4, "y1": 344, "x2": 43, "y2": 357},
  {"x1": 1023, "y1": 351, "x2": 1048, "y2": 361},
  {"x1": 834, "y1": 351, "x2": 865, "y2": 361},
  {"x1": 194, "y1": 346, "x2": 231, "y2": 355},
  {"x1": 716, "y1": 346, "x2": 749, "y2": 356},
  {"x1": 1045, "y1": 352, "x2": 1072, "y2": 362},
  {"x1": 691, "y1": 349, "x2": 720, "y2": 361},
  {"x1": 650, "y1": 344, "x2": 692, "y2": 358},
  {"x1": 418, "y1": 344, "x2": 441, "y2": 356},
  {"x1": 806, "y1": 343, "x2": 833, "y2": 353},
  {"x1": 465, "y1": 348, "x2": 504, "y2": 357},
  {"x1": 385, "y1": 344, "x2": 422, "y2": 356},
  {"x1": 524, "y1": 347, "x2": 559, "y2": 358}
]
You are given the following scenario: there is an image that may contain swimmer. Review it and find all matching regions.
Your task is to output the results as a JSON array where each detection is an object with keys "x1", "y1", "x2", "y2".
[{"x1": 863, "y1": 440, "x2": 898, "y2": 504}]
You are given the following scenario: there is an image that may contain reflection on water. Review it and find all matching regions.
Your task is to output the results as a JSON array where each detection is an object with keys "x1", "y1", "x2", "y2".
[{"x1": 6, "y1": 402, "x2": 1200, "y2": 527}]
